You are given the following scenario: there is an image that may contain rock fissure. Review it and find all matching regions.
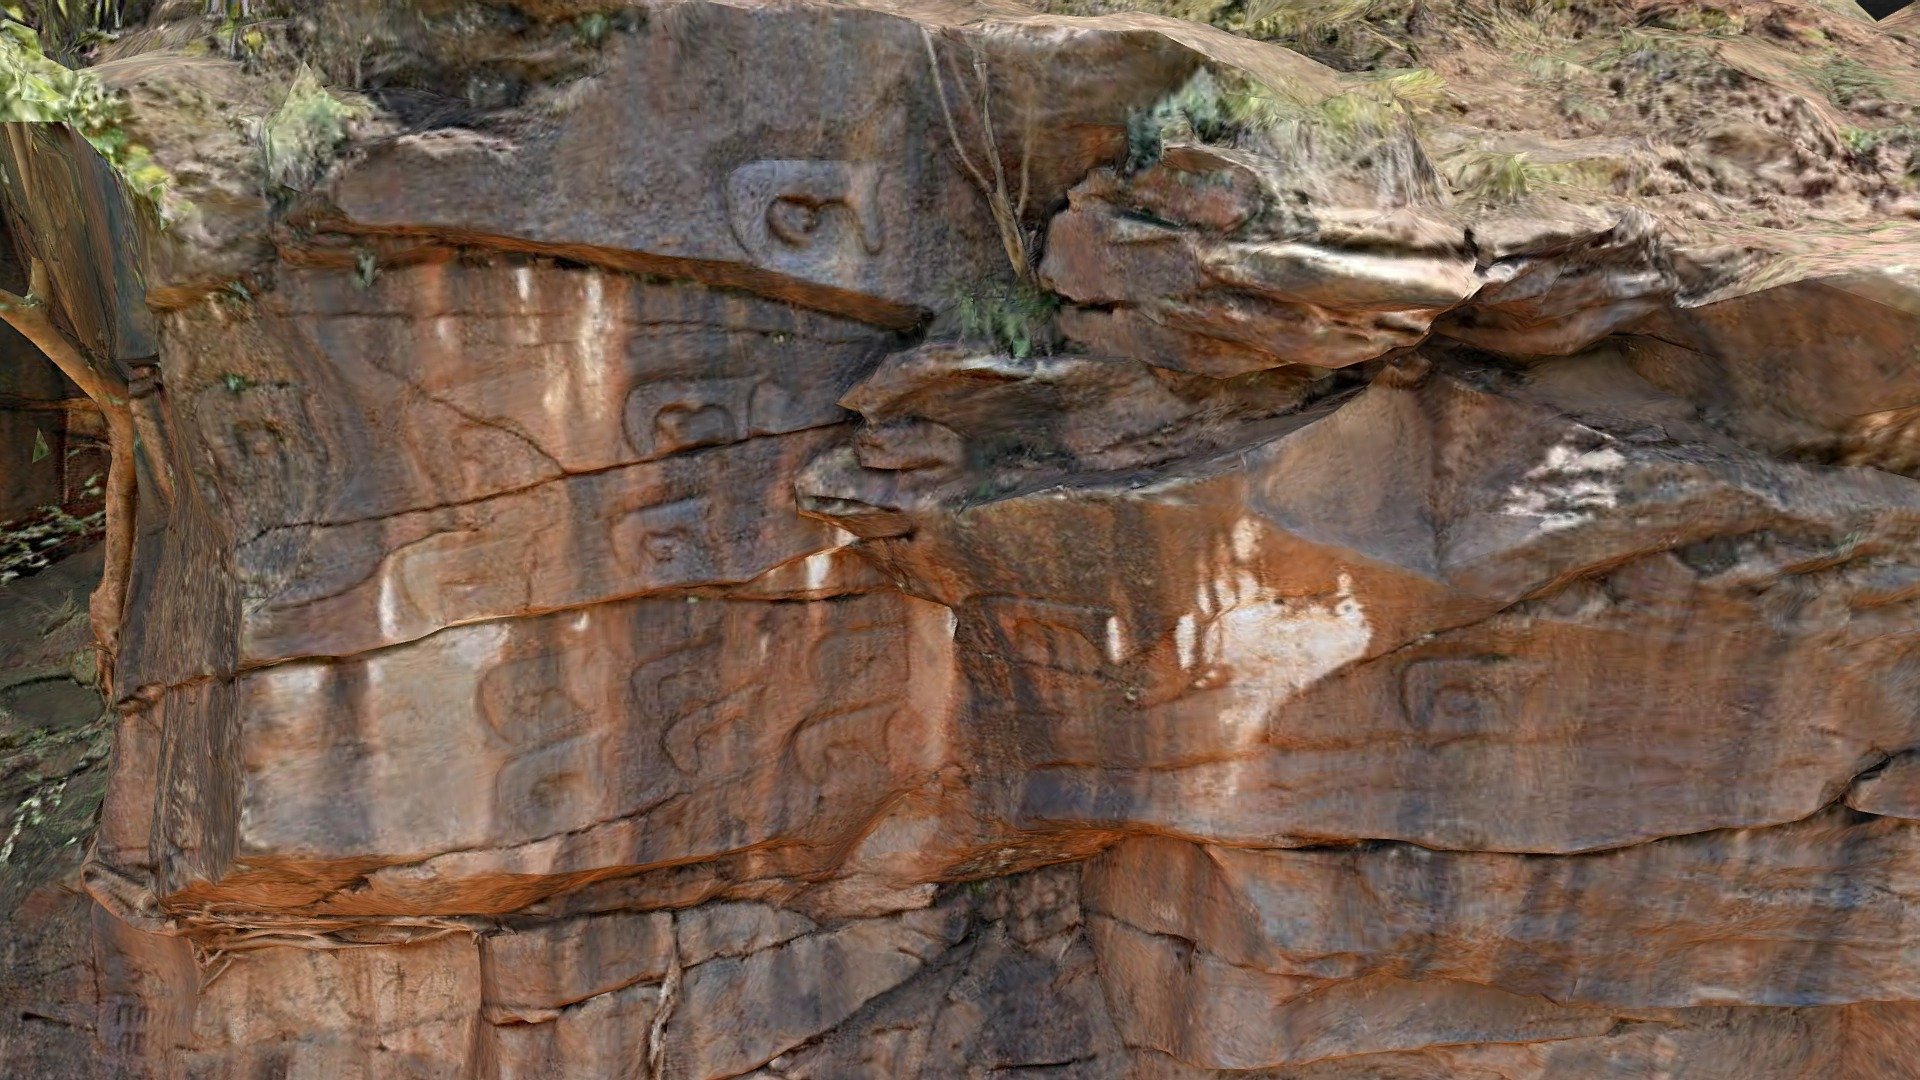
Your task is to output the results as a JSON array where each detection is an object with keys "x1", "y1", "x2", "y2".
[
  {"x1": 233, "y1": 418, "x2": 855, "y2": 553},
  {"x1": 293, "y1": 223, "x2": 930, "y2": 332}
]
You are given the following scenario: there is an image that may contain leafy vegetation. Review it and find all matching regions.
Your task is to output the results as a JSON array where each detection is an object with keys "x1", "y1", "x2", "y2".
[
  {"x1": 1, "y1": 0, "x2": 132, "y2": 64},
  {"x1": 1127, "y1": 68, "x2": 1233, "y2": 169},
  {"x1": 0, "y1": 498, "x2": 103, "y2": 586},
  {"x1": 1842, "y1": 126, "x2": 1884, "y2": 156},
  {"x1": 1839, "y1": 124, "x2": 1920, "y2": 173},
  {"x1": 255, "y1": 65, "x2": 359, "y2": 196},
  {"x1": 1127, "y1": 64, "x2": 1424, "y2": 172},
  {"x1": 573, "y1": 11, "x2": 612, "y2": 47},
  {"x1": 0, "y1": 15, "x2": 168, "y2": 208}
]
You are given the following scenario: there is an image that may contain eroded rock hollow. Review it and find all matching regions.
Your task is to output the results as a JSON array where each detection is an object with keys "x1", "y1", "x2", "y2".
[{"x1": 7, "y1": 0, "x2": 1920, "y2": 1076}]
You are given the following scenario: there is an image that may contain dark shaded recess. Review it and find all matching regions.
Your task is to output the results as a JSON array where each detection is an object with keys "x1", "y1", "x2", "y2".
[
  {"x1": 1866, "y1": 0, "x2": 1914, "y2": 19},
  {"x1": 366, "y1": 87, "x2": 486, "y2": 132},
  {"x1": 0, "y1": 214, "x2": 93, "y2": 528}
]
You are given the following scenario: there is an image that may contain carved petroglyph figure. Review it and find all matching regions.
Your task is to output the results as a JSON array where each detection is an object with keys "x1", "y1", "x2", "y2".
[
  {"x1": 1399, "y1": 656, "x2": 1545, "y2": 738},
  {"x1": 726, "y1": 160, "x2": 885, "y2": 274}
]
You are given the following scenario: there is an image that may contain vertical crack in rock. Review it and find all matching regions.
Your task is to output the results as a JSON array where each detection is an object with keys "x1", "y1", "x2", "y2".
[{"x1": 647, "y1": 914, "x2": 680, "y2": 1080}]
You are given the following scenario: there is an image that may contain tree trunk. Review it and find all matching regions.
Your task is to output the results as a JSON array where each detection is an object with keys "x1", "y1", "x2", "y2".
[{"x1": 0, "y1": 258, "x2": 136, "y2": 693}]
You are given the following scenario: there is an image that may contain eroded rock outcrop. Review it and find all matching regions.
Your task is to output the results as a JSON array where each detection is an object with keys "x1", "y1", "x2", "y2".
[{"x1": 6, "y1": 0, "x2": 1920, "y2": 1076}]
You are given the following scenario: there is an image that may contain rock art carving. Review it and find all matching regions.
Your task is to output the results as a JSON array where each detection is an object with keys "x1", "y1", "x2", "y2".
[
  {"x1": 725, "y1": 159, "x2": 885, "y2": 275},
  {"x1": 1398, "y1": 656, "x2": 1544, "y2": 739},
  {"x1": 978, "y1": 596, "x2": 1118, "y2": 678},
  {"x1": 622, "y1": 376, "x2": 829, "y2": 462}
]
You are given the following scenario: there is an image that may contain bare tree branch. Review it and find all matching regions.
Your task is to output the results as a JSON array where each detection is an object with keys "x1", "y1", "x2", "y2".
[
  {"x1": 0, "y1": 258, "x2": 137, "y2": 690},
  {"x1": 922, "y1": 30, "x2": 997, "y2": 199},
  {"x1": 922, "y1": 28, "x2": 1035, "y2": 283},
  {"x1": 1, "y1": 260, "x2": 129, "y2": 403}
]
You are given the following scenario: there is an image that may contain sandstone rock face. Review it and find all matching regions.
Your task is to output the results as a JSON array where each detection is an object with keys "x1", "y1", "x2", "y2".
[
  {"x1": 1040, "y1": 155, "x2": 1482, "y2": 375},
  {"x1": 8, "y1": 0, "x2": 1920, "y2": 1076}
]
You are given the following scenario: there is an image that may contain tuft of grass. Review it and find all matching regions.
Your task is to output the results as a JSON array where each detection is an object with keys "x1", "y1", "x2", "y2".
[
  {"x1": 1640, "y1": 7, "x2": 1743, "y2": 36},
  {"x1": 1590, "y1": 29, "x2": 1712, "y2": 75},
  {"x1": 1812, "y1": 57, "x2": 1895, "y2": 108},
  {"x1": 1524, "y1": 54, "x2": 1593, "y2": 83},
  {"x1": 256, "y1": 65, "x2": 359, "y2": 196},
  {"x1": 573, "y1": 12, "x2": 611, "y2": 47},
  {"x1": 1348, "y1": 67, "x2": 1450, "y2": 111},
  {"x1": 1842, "y1": 126, "x2": 1883, "y2": 156},
  {"x1": 1238, "y1": 0, "x2": 1420, "y2": 69},
  {"x1": 1451, "y1": 151, "x2": 1535, "y2": 203},
  {"x1": 1128, "y1": 68, "x2": 1446, "y2": 204},
  {"x1": 1308, "y1": 91, "x2": 1405, "y2": 137},
  {"x1": 1452, "y1": 2, "x2": 1558, "y2": 56},
  {"x1": 1127, "y1": 64, "x2": 1417, "y2": 171},
  {"x1": 1235, "y1": 84, "x2": 1416, "y2": 162},
  {"x1": 950, "y1": 280, "x2": 1061, "y2": 360},
  {"x1": 1242, "y1": 0, "x2": 1382, "y2": 37},
  {"x1": 1127, "y1": 67, "x2": 1239, "y2": 169},
  {"x1": 1444, "y1": 150, "x2": 1615, "y2": 204},
  {"x1": 12, "y1": 582, "x2": 81, "y2": 636}
]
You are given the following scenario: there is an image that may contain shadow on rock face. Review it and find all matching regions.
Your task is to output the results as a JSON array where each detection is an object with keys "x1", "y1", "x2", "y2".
[{"x1": 0, "y1": 546, "x2": 111, "y2": 1075}]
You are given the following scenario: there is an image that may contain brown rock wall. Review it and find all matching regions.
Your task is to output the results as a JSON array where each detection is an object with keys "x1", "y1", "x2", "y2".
[{"x1": 9, "y1": 0, "x2": 1920, "y2": 1076}]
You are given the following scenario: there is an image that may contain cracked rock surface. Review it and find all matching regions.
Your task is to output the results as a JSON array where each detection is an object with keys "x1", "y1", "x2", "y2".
[{"x1": 7, "y1": 0, "x2": 1920, "y2": 1076}]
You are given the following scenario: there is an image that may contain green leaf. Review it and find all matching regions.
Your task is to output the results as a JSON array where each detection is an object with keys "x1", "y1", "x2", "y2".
[
  {"x1": 0, "y1": 25, "x2": 174, "y2": 216},
  {"x1": 31, "y1": 428, "x2": 49, "y2": 463},
  {"x1": 260, "y1": 65, "x2": 361, "y2": 194}
]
